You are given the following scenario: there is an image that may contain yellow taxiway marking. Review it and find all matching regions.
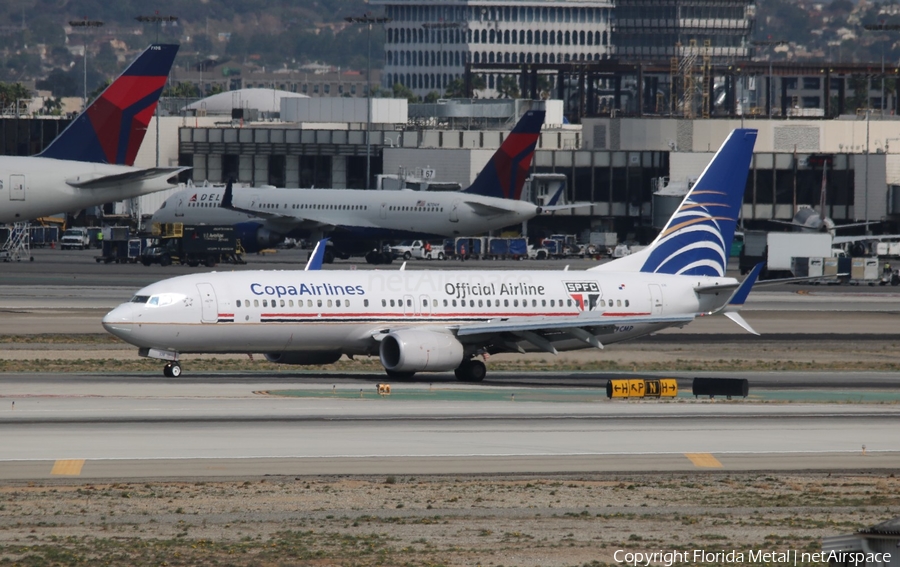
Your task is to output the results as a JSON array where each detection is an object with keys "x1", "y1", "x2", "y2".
[
  {"x1": 685, "y1": 453, "x2": 723, "y2": 468},
  {"x1": 51, "y1": 460, "x2": 85, "y2": 476}
]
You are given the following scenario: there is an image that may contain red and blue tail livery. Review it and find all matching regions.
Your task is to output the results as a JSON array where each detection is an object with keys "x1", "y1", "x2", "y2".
[
  {"x1": 463, "y1": 109, "x2": 545, "y2": 200},
  {"x1": 39, "y1": 44, "x2": 179, "y2": 166}
]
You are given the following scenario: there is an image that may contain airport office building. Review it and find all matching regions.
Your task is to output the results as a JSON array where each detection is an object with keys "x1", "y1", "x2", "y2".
[{"x1": 171, "y1": 97, "x2": 897, "y2": 239}]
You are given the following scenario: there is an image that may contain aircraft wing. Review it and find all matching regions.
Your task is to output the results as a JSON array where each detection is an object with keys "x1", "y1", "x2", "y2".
[
  {"x1": 463, "y1": 200, "x2": 518, "y2": 216},
  {"x1": 451, "y1": 313, "x2": 695, "y2": 354},
  {"x1": 220, "y1": 181, "x2": 334, "y2": 229},
  {"x1": 66, "y1": 167, "x2": 189, "y2": 189},
  {"x1": 832, "y1": 234, "x2": 900, "y2": 245}
]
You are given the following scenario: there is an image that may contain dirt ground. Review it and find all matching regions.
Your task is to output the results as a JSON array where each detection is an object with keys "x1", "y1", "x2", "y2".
[{"x1": 0, "y1": 472, "x2": 897, "y2": 566}]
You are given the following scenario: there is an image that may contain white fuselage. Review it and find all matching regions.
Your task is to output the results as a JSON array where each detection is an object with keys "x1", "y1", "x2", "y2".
[
  {"x1": 0, "y1": 156, "x2": 176, "y2": 223},
  {"x1": 151, "y1": 187, "x2": 543, "y2": 238},
  {"x1": 103, "y1": 269, "x2": 735, "y2": 357}
]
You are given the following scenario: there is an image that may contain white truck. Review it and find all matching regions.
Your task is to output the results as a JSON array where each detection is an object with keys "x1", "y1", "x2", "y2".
[
  {"x1": 741, "y1": 231, "x2": 843, "y2": 279},
  {"x1": 60, "y1": 228, "x2": 91, "y2": 250},
  {"x1": 390, "y1": 240, "x2": 444, "y2": 260}
]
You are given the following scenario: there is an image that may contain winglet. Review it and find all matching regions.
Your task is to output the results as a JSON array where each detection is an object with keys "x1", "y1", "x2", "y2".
[
  {"x1": 221, "y1": 180, "x2": 235, "y2": 209},
  {"x1": 546, "y1": 183, "x2": 565, "y2": 206},
  {"x1": 304, "y1": 238, "x2": 330, "y2": 271},
  {"x1": 725, "y1": 262, "x2": 764, "y2": 309},
  {"x1": 39, "y1": 44, "x2": 179, "y2": 165}
]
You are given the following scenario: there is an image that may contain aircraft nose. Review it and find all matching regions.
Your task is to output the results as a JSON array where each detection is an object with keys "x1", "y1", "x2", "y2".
[{"x1": 102, "y1": 303, "x2": 134, "y2": 340}]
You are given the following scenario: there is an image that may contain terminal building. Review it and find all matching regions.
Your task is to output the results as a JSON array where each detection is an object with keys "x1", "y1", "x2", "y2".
[{"x1": 151, "y1": 94, "x2": 900, "y2": 241}]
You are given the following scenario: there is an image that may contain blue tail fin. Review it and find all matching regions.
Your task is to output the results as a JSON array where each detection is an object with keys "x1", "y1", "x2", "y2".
[
  {"x1": 592, "y1": 128, "x2": 757, "y2": 276},
  {"x1": 462, "y1": 109, "x2": 545, "y2": 200},
  {"x1": 39, "y1": 44, "x2": 179, "y2": 165}
]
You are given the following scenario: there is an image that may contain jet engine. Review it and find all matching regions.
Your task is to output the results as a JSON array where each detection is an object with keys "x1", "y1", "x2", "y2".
[
  {"x1": 379, "y1": 329, "x2": 465, "y2": 373},
  {"x1": 265, "y1": 351, "x2": 342, "y2": 365},
  {"x1": 255, "y1": 227, "x2": 284, "y2": 249}
]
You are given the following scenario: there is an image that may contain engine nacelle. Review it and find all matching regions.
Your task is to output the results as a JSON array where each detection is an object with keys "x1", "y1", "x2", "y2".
[
  {"x1": 256, "y1": 227, "x2": 284, "y2": 249},
  {"x1": 265, "y1": 351, "x2": 342, "y2": 365},
  {"x1": 379, "y1": 329, "x2": 465, "y2": 372}
]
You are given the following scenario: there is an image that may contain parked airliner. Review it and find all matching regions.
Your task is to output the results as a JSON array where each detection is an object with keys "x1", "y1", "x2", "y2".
[
  {"x1": 104, "y1": 129, "x2": 761, "y2": 380},
  {"x1": 0, "y1": 44, "x2": 187, "y2": 223},
  {"x1": 149, "y1": 110, "x2": 555, "y2": 262}
]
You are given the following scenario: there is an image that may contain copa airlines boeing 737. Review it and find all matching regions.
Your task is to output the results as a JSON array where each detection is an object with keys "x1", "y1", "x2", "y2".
[
  {"x1": 0, "y1": 44, "x2": 186, "y2": 223},
  {"x1": 149, "y1": 110, "x2": 553, "y2": 262},
  {"x1": 104, "y1": 128, "x2": 761, "y2": 380}
]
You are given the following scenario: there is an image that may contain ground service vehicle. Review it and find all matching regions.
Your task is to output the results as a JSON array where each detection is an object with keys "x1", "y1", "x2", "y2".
[
  {"x1": 60, "y1": 228, "x2": 90, "y2": 250},
  {"x1": 141, "y1": 224, "x2": 244, "y2": 267}
]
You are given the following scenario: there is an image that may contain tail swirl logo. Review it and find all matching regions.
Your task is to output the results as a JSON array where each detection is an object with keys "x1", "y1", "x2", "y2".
[{"x1": 640, "y1": 190, "x2": 733, "y2": 277}]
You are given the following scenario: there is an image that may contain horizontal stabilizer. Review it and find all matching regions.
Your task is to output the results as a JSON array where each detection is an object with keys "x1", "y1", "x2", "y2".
[
  {"x1": 464, "y1": 200, "x2": 515, "y2": 216},
  {"x1": 724, "y1": 312, "x2": 759, "y2": 335},
  {"x1": 66, "y1": 167, "x2": 188, "y2": 189},
  {"x1": 541, "y1": 202, "x2": 592, "y2": 213}
]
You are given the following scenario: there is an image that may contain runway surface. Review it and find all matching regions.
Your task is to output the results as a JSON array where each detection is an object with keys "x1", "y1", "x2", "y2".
[
  {"x1": 0, "y1": 373, "x2": 898, "y2": 480},
  {"x1": 2, "y1": 250, "x2": 899, "y2": 481}
]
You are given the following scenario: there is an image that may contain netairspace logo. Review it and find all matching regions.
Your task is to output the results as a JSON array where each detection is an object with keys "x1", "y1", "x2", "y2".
[{"x1": 613, "y1": 549, "x2": 891, "y2": 567}]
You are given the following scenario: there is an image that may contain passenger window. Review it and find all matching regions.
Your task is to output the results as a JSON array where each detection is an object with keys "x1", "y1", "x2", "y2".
[
  {"x1": 514, "y1": 299, "x2": 519, "y2": 307},
  {"x1": 478, "y1": 299, "x2": 483, "y2": 307},
  {"x1": 390, "y1": 299, "x2": 395, "y2": 307},
  {"x1": 486, "y1": 299, "x2": 491, "y2": 307},
  {"x1": 470, "y1": 300, "x2": 475, "y2": 307},
  {"x1": 262, "y1": 299, "x2": 268, "y2": 307},
  {"x1": 236, "y1": 300, "x2": 241, "y2": 308},
  {"x1": 423, "y1": 299, "x2": 428, "y2": 307},
  {"x1": 307, "y1": 300, "x2": 313, "y2": 307},
  {"x1": 532, "y1": 299, "x2": 537, "y2": 307},
  {"x1": 433, "y1": 299, "x2": 438, "y2": 307},
  {"x1": 407, "y1": 299, "x2": 412, "y2": 307},
  {"x1": 443, "y1": 299, "x2": 448, "y2": 307},
  {"x1": 617, "y1": 299, "x2": 622, "y2": 307},
  {"x1": 550, "y1": 299, "x2": 555, "y2": 307},
  {"x1": 625, "y1": 300, "x2": 630, "y2": 307},
  {"x1": 254, "y1": 300, "x2": 259, "y2": 307},
  {"x1": 317, "y1": 299, "x2": 323, "y2": 307},
  {"x1": 327, "y1": 299, "x2": 333, "y2": 308},
  {"x1": 504, "y1": 299, "x2": 509, "y2": 307},
  {"x1": 280, "y1": 299, "x2": 285, "y2": 307},
  {"x1": 452, "y1": 299, "x2": 457, "y2": 307},
  {"x1": 382, "y1": 299, "x2": 386, "y2": 307},
  {"x1": 542, "y1": 300, "x2": 546, "y2": 307},
  {"x1": 365, "y1": 299, "x2": 369, "y2": 307}
]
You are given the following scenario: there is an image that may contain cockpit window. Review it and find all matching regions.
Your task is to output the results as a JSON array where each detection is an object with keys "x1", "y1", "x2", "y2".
[
  {"x1": 159, "y1": 201, "x2": 167, "y2": 209},
  {"x1": 146, "y1": 293, "x2": 185, "y2": 307},
  {"x1": 131, "y1": 295, "x2": 150, "y2": 304}
]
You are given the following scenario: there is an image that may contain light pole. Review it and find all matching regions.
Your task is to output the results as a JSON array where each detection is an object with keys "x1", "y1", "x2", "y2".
[
  {"x1": 751, "y1": 40, "x2": 787, "y2": 118},
  {"x1": 345, "y1": 15, "x2": 391, "y2": 189},
  {"x1": 68, "y1": 18, "x2": 104, "y2": 109},
  {"x1": 863, "y1": 23, "x2": 900, "y2": 113},
  {"x1": 136, "y1": 14, "x2": 179, "y2": 168}
]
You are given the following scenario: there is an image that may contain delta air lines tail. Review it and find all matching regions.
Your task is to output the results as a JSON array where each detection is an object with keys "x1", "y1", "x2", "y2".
[
  {"x1": 104, "y1": 129, "x2": 761, "y2": 381},
  {"x1": 462, "y1": 110, "x2": 544, "y2": 200},
  {"x1": 39, "y1": 44, "x2": 178, "y2": 166},
  {"x1": 0, "y1": 44, "x2": 187, "y2": 223}
]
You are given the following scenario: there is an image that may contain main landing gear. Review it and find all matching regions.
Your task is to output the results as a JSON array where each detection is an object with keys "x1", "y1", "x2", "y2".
[
  {"x1": 454, "y1": 359, "x2": 486, "y2": 382},
  {"x1": 163, "y1": 362, "x2": 182, "y2": 377}
]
